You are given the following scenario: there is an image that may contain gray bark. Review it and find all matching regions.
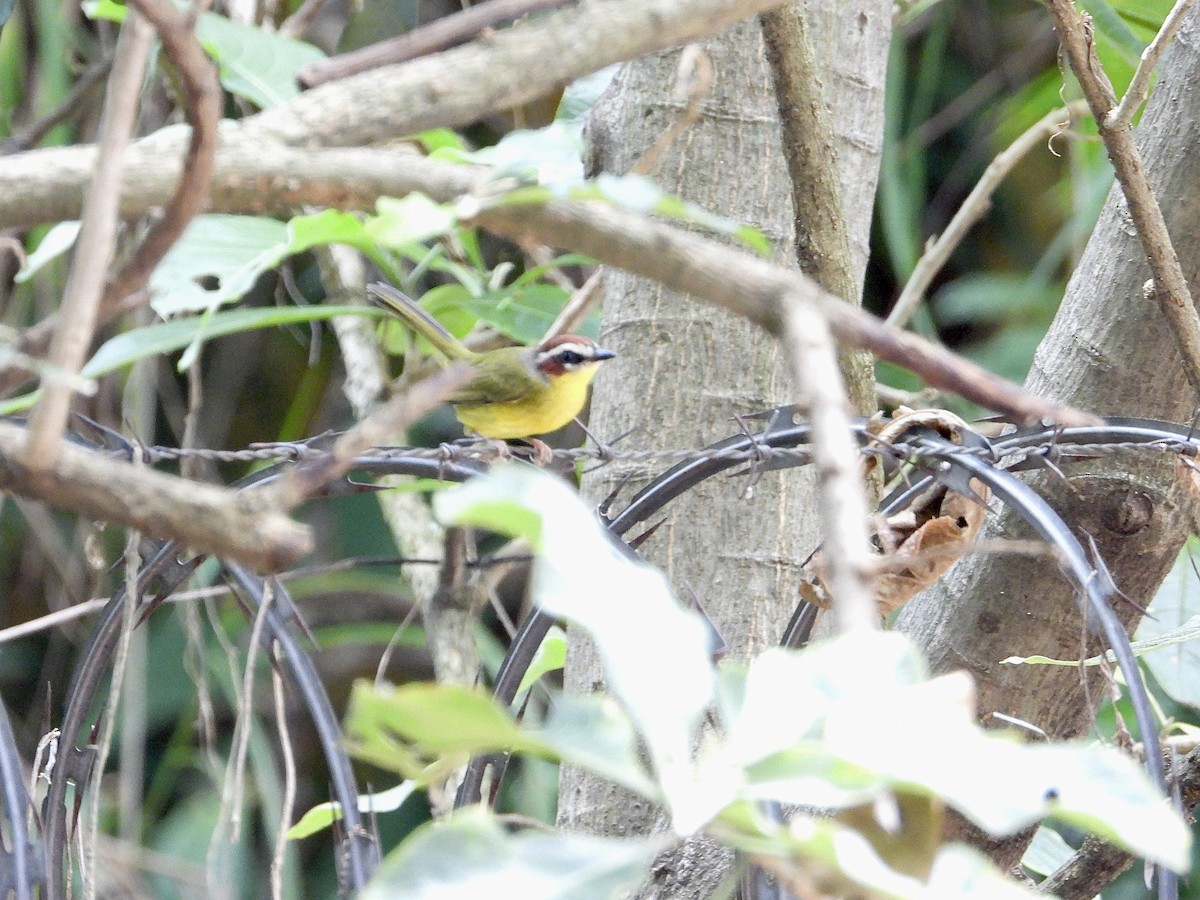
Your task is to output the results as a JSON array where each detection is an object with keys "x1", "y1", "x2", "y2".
[
  {"x1": 559, "y1": 2, "x2": 891, "y2": 895},
  {"x1": 896, "y1": 7, "x2": 1200, "y2": 870}
]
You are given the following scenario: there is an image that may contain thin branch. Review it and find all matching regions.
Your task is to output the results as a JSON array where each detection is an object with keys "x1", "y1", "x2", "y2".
[
  {"x1": 887, "y1": 101, "x2": 1089, "y2": 329},
  {"x1": 1046, "y1": 0, "x2": 1200, "y2": 398},
  {"x1": 22, "y1": 15, "x2": 153, "y2": 468},
  {"x1": 251, "y1": 0, "x2": 794, "y2": 146},
  {"x1": 465, "y1": 188, "x2": 1101, "y2": 425},
  {"x1": 1109, "y1": 0, "x2": 1197, "y2": 129},
  {"x1": 269, "y1": 640, "x2": 296, "y2": 900},
  {"x1": 0, "y1": 419, "x2": 312, "y2": 571},
  {"x1": 781, "y1": 302, "x2": 877, "y2": 633},
  {"x1": 99, "y1": 0, "x2": 222, "y2": 314},
  {"x1": 297, "y1": 0, "x2": 572, "y2": 87},
  {"x1": 0, "y1": 56, "x2": 113, "y2": 155}
]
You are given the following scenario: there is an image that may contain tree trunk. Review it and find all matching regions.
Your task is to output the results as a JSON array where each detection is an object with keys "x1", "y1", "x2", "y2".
[
  {"x1": 896, "y1": 6, "x2": 1200, "y2": 870},
  {"x1": 559, "y1": 3, "x2": 890, "y2": 895}
]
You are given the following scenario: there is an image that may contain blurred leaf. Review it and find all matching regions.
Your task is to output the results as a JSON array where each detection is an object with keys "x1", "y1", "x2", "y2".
[
  {"x1": 435, "y1": 465, "x2": 715, "y2": 831},
  {"x1": 0, "y1": 0, "x2": 14, "y2": 28},
  {"x1": 362, "y1": 808, "x2": 663, "y2": 900},
  {"x1": 345, "y1": 681, "x2": 549, "y2": 777},
  {"x1": 731, "y1": 651, "x2": 1190, "y2": 872},
  {"x1": 1134, "y1": 535, "x2": 1200, "y2": 707},
  {"x1": 85, "y1": 305, "x2": 379, "y2": 377},
  {"x1": 535, "y1": 693, "x2": 657, "y2": 798},
  {"x1": 556, "y1": 65, "x2": 620, "y2": 128},
  {"x1": 467, "y1": 283, "x2": 572, "y2": 344},
  {"x1": 288, "y1": 781, "x2": 418, "y2": 840},
  {"x1": 196, "y1": 12, "x2": 324, "y2": 108},
  {"x1": 456, "y1": 120, "x2": 586, "y2": 189},
  {"x1": 366, "y1": 194, "x2": 459, "y2": 247},
  {"x1": 415, "y1": 128, "x2": 468, "y2": 155},
  {"x1": 516, "y1": 625, "x2": 567, "y2": 696},
  {"x1": 16, "y1": 220, "x2": 79, "y2": 282},
  {"x1": 1021, "y1": 825, "x2": 1076, "y2": 877},
  {"x1": 571, "y1": 173, "x2": 770, "y2": 255},
  {"x1": 934, "y1": 274, "x2": 1060, "y2": 326}
]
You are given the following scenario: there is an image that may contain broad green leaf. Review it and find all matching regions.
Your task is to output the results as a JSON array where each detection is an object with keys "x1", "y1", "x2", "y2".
[
  {"x1": 0, "y1": 305, "x2": 381, "y2": 414},
  {"x1": 195, "y1": 12, "x2": 324, "y2": 108},
  {"x1": 435, "y1": 465, "x2": 715, "y2": 832},
  {"x1": 149, "y1": 215, "x2": 289, "y2": 314},
  {"x1": 362, "y1": 808, "x2": 663, "y2": 900},
  {"x1": 1135, "y1": 535, "x2": 1200, "y2": 707},
  {"x1": 466, "y1": 283, "x2": 575, "y2": 345},
  {"x1": 16, "y1": 221, "x2": 80, "y2": 282},
  {"x1": 723, "y1": 635, "x2": 927, "y2": 767},
  {"x1": 287, "y1": 781, "x2": 418, "y2": 840},
  {"x1": 150, "y1": 211, "x2": 387, "y2": 315},
  {"x1": 344, "y1": 681, "x2": 549, "y2": 777}
]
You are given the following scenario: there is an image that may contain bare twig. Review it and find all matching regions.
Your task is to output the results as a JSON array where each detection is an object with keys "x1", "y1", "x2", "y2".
[
  {"x1": 0, "y1": 56, "x2": 113, "y2": 154},
  {"x1": 542, "y1": 269, "x2": 603, "y2": 342},
  {"x1": 1109, "y1": 0, "x2": 1197, "y2": 129},
  {"x1": 0, "y1": 419, "x2": 312, "y2": 571},
  {"x1": 887, "y1": 101, "x2": 1089, "y2": 329},
  {"x1": 1046, "y1": 0, "x2": 1200, "y2": 398},
  {"x1": 297, "y1": 0, "x2": 571, "y2": 87},
  {"x1": 781, "y1": 302, "x2": 876, "y2": 633},
  {"x1": 22, "y1": 16, "x2": 153, "y2": 468},
  {"x1": 269, "y1": 640, "x2": 296, "y2": 900},
  {"x1": 99, "y1": 0, "x2": 221, "y2": 314}
]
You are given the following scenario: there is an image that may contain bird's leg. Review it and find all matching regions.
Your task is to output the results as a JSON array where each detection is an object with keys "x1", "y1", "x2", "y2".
[{"x1": 528, "y1": 438, "x2": 553, "y2": 467}]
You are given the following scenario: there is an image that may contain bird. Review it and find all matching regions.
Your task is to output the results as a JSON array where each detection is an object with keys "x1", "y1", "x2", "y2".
[{"x1": 367, "y1": 282, "x2": 615, "y2": 440}]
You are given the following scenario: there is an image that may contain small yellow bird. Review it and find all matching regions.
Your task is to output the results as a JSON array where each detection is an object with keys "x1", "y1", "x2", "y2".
[{"x1": 368, "y1": 282, "x2": 615, "y2": 440}]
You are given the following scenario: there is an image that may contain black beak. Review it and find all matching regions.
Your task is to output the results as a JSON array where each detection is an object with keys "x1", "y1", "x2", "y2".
[{"x1": 593, "y1": 348, "x2": 617, "y2": 361}]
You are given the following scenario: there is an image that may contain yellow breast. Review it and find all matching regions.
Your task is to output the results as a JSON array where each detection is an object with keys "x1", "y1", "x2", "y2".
[{"x1": 455, "y1": 366, "x2": 600, "y2": 439}]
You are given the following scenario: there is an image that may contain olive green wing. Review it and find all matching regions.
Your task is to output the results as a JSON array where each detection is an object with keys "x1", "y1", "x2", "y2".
[{"x1": 449, "y1": 348, "x2": 543, "y2": 405}]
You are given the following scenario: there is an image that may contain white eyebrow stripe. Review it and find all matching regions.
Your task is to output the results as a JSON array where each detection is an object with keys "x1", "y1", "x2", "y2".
[{"x1": 537, "y1": 342, "x2": 596, "y2": 361}]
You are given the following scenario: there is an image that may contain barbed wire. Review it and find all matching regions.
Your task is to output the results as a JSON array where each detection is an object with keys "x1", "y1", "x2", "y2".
[{"x1": 124, "y1": 434, "x2": 1199, "y2": 470}]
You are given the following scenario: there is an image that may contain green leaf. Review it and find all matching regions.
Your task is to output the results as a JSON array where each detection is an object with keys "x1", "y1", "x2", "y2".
[
  {"x1": 0, "y1": 303, "x2": 382, "y2": 414},
  {"x1": 287, "y1": 781, "x2": 418, "y2": 840},
  {"x1": 556, "y1": 65, "x2": 620, "y2": 129},
  {"x1": 345, "y1": 681, "x2": 551, "y2": 777},
  {"x1": 435, "y1": 465, "x2": 716, "y2": 831},
  {"x1": 16, "y1": 221, "x2": 80, "y2": 282},
  {"x1": 1135, "y1": 535, "x2": 1200, "y2": 707},
  {"x1": 149, "y1": 215, "x2": 289, "y2": 315},
  {"x1": 458, "y1": 121, "x2": 586, "y2": 189},
  {"x1": 466, "y1": 283, "x2": 574, "y2": 345},
  {"x1": 366, "y1": 194, "x2": 459, "y2": 247},
  {"x1": 195, "y1": 12, "x2": 324, "y2": 108},
  {"x1": 149, "y1": 211, "x2": 388, "y2": 315},
  {"x1": 535, "y1": 693, "x2": 658, "y2": 799},
  {"x1": 516, "y1": 625, "x2": 568, "y2": 696},
  {"x1": 361, "y1": 808, "x2": 663, "y2": 900},
  {"x1": 84, "y1": 305, "x2": 380, "y2": 378}
]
